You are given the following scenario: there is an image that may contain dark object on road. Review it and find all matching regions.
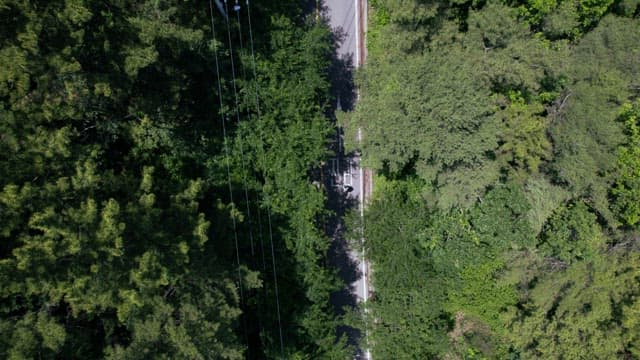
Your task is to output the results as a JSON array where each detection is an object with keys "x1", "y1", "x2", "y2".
[{"x1": 343, "y1": 185, "x2": 353, "y2": 193}]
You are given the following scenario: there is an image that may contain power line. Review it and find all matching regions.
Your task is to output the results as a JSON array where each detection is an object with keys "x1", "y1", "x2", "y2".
[
  {"x1": 207, "y1": 0, "x2": 248, "y2": 352},
  {"x1": 224, "y1": 1, "x2": 283, "y2": 357},
  {"x1": 233, "y1": 0, "x2": 249, "y2": 89},
  {"x1": 230, "y1": 1, "x2": 272, "y2": 356},
  {"x1": 211, "y1": 0, "x2": 285, "y2": 355},
  {"x1": 223, "y1": 0, "x2": 256, "y2": 260},
  {"x1": 245, "y1": 0, "x2": 285, "y2": 355}
]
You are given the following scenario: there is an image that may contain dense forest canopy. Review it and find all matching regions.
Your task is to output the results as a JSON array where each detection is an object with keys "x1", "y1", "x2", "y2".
[
  {"x1": 0, "y1": 0, "x2": 350, "y2": 358},
  {"x1": 346, "y1": 0, "x2": 640, "y2": 358},
  {"x1": 3, "y1": 0, "x2": 640, "y2": 358}
]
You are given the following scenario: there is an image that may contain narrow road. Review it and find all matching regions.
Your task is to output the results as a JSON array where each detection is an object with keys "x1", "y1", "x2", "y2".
[
  {"x1": 325, "y1": 0, "x2": 357, "y2": 63},
  {"x1": 324, "y1": 0, "x2": 371, "y2": 359},
  {"x1": 325, "y1": 0, "x2": 367, "y2": 304}
]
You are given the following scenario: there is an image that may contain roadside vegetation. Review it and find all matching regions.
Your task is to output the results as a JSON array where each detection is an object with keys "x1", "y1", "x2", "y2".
[{"x1": 346, "y1": 0, "x2": 640, "y2": 358}]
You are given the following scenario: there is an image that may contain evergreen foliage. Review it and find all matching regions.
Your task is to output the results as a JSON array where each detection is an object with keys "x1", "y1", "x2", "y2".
[{"x1": 0, "y1": 0, "x2": 346, "y2": 358}]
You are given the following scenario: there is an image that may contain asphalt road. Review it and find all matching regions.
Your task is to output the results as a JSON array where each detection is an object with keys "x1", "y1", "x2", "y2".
[
  {"x1": 325, "y1": 0, "x2": 358, "y2": 63},
  {"x1": 324, "y1": 1, "x2": 371, "y2": 359},
  {"x1": 325, "y1": 0, "x2": 367, "y2": 305}
]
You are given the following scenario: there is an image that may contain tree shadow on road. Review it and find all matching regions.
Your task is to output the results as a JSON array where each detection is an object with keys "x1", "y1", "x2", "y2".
[
  {"x1": 319, "y1": 1, "x2": 365, "y2": 356},
  {"x1": 324, "y1": 166, "x2": 365, "y2": 355}
]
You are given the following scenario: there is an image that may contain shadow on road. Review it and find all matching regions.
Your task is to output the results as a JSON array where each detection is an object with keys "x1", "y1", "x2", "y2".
[
  {"x1": 318, "y1": 1, "x2": 364, "y2": 357},
  {"x1": 325, "y1": 180, "x2": 363, "y2": 352},
  {"x1": 328, "y1": 38, "x2": 357, "y2": 112}
]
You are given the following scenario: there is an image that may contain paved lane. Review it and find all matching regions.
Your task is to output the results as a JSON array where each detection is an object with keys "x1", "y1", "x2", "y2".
[
  {"x1": 325, "y1": 0, "x2": 357, "y2": 62},
  {"x1": 325, "y1": 0, "x2": 367, "y2": 304},
  {"x1": 324, "y1": 1, "x2": 371, "y2": 359}
]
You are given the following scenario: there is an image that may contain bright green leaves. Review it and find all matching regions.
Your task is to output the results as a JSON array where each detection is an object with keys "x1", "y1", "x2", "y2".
[
  {"x1": 539, "y1": 201, "x2": 604, "y2": 263},
  {"x1": 519, "y1": 0, "x2": 616, "y2": 39},
  {"x1": 469, "y1": 184, "x2": 535, "y2": 250},
  {"x1": 579, "y1": 0, "x2": 616, "y2": 26},
  {"x1": 128, "y1": 2, "x2": 203, "y2": 45},
  {"x1": 546, "y1": 16, "x2": 640, "y2": 225},
  {"x1": 131, "y1": 251, "x2": 169, "y2": 291},
  {"x1": 356, "y1": 0, "x2": 577, "y2": 208},
  {"x1": 130, "y1": 115, "x2": 174, "y2": 161},
  {"x1": 371, "y1": 0, "x2": 439, "y2": 25},
  {"x1": 362, "y1": 181, "x2": 449, "y2": 358},
  {"x1": 437, "y1": 186, "x2": 533, "y2": 346},
  {"x1": 429, "y1": 209, "x2": 481, "y2": 274},
  {"x1": 123, "y1": 1, "x2": 203, "y2": 77},
  {"x1": 446, "y1": 260, "x2": 517, "y2": 334},
  {"x1": 109, "y1": 277, "x2": 246, "y2": 360},
  {"x1": 362, "y1": 181, "x2": 534, "y2": 358},
  {"x1": 612, "y1": 102, "x2": 640, "y2": 227},
  {"x1": 0, "y1": 45, "x2": 30, "y2": 99},
  {"x1": 623, "y1": 293, "x2": 640, "y2": 358},
  {"x1": 96, "y1": 199, "x2": 125, "y2": 257},
  {"x1": 506, "y1": 252, "x2": 640, "y2": 359},
  {"x1": 0, "y1": 183, "x2": 33, "y2": 238},
  {"x1": 1, "y1": 312, "x2": 67, "y2": 360},
  {"x1": 59, "y1": 0, "x2": 92, "y2": 25},
  {"x1": 354, "y1": 44, "x2": 501, "y2": 208},
  {"x1": 360, "y1": 1, "x2": 640, "y2": 358},
  {"x1": 35, "y1": 312, "x2": 67, "y2": 352},
  {"x1": 496, "y1": 91, "x2": 552, "y2": 174},
  {"x1": 123, "y1": 45, "x2": 159, "y2": 77}
]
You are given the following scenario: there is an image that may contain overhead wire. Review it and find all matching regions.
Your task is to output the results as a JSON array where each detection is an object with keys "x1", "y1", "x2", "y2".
[
  {"x1": 230, "y1": 0, "x2": 271, "y2": 355},
  {"x1": 244, "y1": 0, "x2": 285, "y2": 355},
  {"x1": 207, "y1": 0, "x2": 249, "y2": 353},
  {"x1": 210, "y1": 0, "x2": 285, "y2": 356},
  {"x1": 225, "y1": 0, "x2": 285, "y2": 357},
  {"x1": 230, "y1": 0, "x2": 267, "y2": 270},
  {"x1": 223, "y1": 0, "x2": 256, "y2": 260}
]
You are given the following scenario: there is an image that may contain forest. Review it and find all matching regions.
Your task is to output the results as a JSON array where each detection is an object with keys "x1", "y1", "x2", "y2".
[
  {"x1": 344, "y1": 0, "x2": 640, "y2": 358},
  {"x1": 2, "y1": 0, "x2": 640, "y2": 359},
  {"x1": 0, "y1": 0, "x2": 350, "y2": 358}
]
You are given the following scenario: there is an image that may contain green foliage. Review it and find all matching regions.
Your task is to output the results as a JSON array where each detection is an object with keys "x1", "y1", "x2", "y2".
[
  {"x1": 519, "y1": 0, "x2": 616, "y2": 38},
  {"x1": 496, "y1": 90, "x2": 552, "y2": 174},
  {"x1": 446, "y1": 260, "x2": 517, "y2": 331},
  {"x1": 549, "y1": 16, "x2": 640, "y2": 225},
  {"x1": 522, "y1": 175, "x2": 571, "y2": 233},
  {"x1": 357, "y1": 1, "x2": 640, "y2": 358},
  {"x1": 505, "y1": 251, "x2": 640, "y2": 359},
  {"x1": 355, "y1": 41, "x2": 501, "y2": 207},
  {"x1": 360, "y1": 180, "x2": 535, "y2": 357},
  {"x1": 539, "y1": 201, "x2": 605, "y2": 263},
  {"x1": 0, "y1": 0, "x2": 347, "y2": 358},
  {"x1": 611, "y1": 101, "x2": 640, "y2": 227},
  {"x1": 362, "y1": 181, "x2": 449, "y2": 358},
  {"x1": 438, "y1": 185, "x2": 534, "y2": 352}
]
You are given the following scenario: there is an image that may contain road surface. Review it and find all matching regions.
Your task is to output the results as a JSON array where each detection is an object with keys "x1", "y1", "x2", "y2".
[
  {"x1": 325, "y1": 0, "x2": 367, "y2": 301},
  {"x1": 324, "y1": 0, "x2": 371, "y2": 359},
  {"x1": 325, "y1": 0, "x2": 358, "y2": 64}
]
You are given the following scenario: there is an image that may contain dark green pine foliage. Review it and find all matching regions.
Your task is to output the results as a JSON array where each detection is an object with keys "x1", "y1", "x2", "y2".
[
  {"x1": 230, "y1": 11, "x2": 349, "y2": 359},
  {"x1": 0, "y1": 1, "x2": 247, "y2": 358},
  {"x1": 0, "y1": 0, "x2": 347, "y2": 358}
]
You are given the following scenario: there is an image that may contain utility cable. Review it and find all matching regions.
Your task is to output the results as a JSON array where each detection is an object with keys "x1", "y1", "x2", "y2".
[
  {"x1": 245, "y1": 0, "x2": 285, "y2": 355},
  {"x1": 223, "y1": 0, "x2": 256, "y2": 260},
  {"x1": 230, "y1": 0, "x2": 266, "y2": 279},
  {"x1": 207, "y1": 0, "x2": 248, "y2": 353},
  {"x1": 233, "y1": 0, "x2": 249, "y2": 89},
  {"x1": 231, "y1": 1, "x2": 271, "y2": 356}
]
